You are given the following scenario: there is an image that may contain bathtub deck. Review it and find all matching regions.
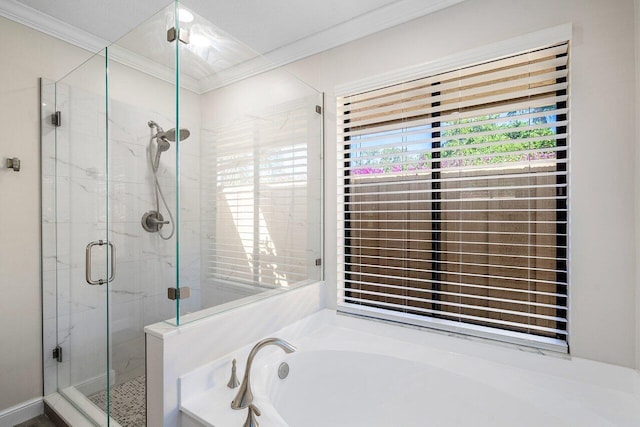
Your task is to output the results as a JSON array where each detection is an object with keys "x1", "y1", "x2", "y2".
[{"x1": 179, "y1": 309, "x2": 640, "y2": 427}]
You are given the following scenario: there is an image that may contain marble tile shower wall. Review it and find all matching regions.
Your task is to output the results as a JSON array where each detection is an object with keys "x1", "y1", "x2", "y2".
[
  {"x1": 108, "y1": 97, "x2": 202, "y2": 385},
  {"x1": 42, "y1": 82, "x2": 202, "y2": 396}
]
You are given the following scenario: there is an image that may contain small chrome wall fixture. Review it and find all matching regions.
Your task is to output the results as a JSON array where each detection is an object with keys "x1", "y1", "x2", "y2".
[{"x1": 6, "y1": 157, "x2": 20, "y2": 172}]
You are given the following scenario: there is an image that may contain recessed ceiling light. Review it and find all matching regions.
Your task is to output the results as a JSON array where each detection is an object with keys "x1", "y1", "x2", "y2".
[{"x1": 178, "y1": 9, "x2": 194, "y2": 23}]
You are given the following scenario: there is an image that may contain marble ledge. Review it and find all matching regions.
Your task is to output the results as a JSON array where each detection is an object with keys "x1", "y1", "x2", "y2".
[
  {"x1": 145, "y1": 281, "x2": 324, "y2": 340},
  {"x1": 44, "y1": 393, "x2": 94, "y2": 427}
]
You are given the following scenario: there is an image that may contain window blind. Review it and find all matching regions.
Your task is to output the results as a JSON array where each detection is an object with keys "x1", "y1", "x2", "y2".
[
  {"x1": 337, "y1": 43, "x2": 569, "y2": 349},
  {"x1": 202, "y1": 101, "x2": 315, "y2": 289}
]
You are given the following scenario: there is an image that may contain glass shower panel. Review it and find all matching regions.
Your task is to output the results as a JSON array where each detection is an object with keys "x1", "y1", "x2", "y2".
[
  {"x1": 105, "y1": 2, "x2": 180, "y2": 424},
  {"x1": 108, "y1": 1, "x2": 181, "y2": 322},
  {"x1": 54, "y1": 52, "x2": 109, "y2": 424},
  {"x1": 175, "y1": 2, "x2": 324, "y2": 324},
  {"x1": 41, "y1": 78, "x2": 57, "y2": 399}
]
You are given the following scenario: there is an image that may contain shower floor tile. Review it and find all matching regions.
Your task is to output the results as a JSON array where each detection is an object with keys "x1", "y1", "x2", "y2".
[{"x1": 88, "y1": 375, "x2": 145, "y2": 427}]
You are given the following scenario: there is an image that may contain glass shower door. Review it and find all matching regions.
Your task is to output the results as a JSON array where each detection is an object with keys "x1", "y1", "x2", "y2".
[
  {"x1": 54, "y1": 51, "x2": 111, "y2": 424},
  {"x1": 47, "y1": 3, "x2": 182, "y2": 425}
]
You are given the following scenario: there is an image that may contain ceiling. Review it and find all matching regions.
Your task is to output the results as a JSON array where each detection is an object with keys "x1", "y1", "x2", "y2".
[
  {"x1": 1, "y1": 0, "x2": 464, "y2": 91},
  {"x1": 16, "y1": 0, "x2": 400, "y2": 54}
]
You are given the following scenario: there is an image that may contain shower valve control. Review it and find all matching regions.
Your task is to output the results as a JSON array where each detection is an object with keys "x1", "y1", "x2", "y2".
[{"x1": 142, "y1": 210, "x2": 168, "y2": 233}]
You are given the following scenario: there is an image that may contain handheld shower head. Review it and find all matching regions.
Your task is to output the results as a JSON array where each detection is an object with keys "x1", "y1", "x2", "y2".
[
  {"x1": 148, "y1": 121, "x2": 192, "y2": 171},
  {"x1": 156, "y1": 136, "x2": 171, "y2": 152},
  {"x1": 145, "y1": 120, "x2": 188, "y2": 242},
  {"x1": 153, "y1": 136, "x2": 171, "y2": 170}
]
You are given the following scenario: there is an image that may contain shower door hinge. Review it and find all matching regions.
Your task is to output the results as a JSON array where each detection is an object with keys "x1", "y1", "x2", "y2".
[
  {"x1": 51, "y1": 111, "x2": 61, "y2": 127},
  {"x1": 167, "y1": 286, "x2": 191, "y2": 300},
  {"x1": 167, "y1": 27, "x2": 190, "y2": 44},
  {"x1": 315, "y1": 258, "x2": 322, "y2": 266},
  {"x1": 52, "y1": 345, "x2": 62, "y2": 363},
  {"x1": 315, "y1": 105, "x2": 322, "y2": 115}
]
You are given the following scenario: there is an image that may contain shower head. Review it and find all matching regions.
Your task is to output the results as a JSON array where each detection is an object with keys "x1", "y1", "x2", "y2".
[
  {"x1": 148, "y1": 121, "x2": 191, "y2": 171},
  {"x1": 148, "y1": 120, "x2": 190, "y2": 143},
  {"x1": 163, "y1": 128, "x2": 191, "y2": 142}
]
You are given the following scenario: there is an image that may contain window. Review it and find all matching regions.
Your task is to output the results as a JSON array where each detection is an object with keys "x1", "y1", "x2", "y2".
[{"x1": 337, "y1": 43, "x2": 569, "y2": 350}]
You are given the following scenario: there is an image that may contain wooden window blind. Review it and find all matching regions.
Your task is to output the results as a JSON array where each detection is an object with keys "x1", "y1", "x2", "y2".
[{"x1": 337, "y1": 43, "x2": 569, "y2": 350}]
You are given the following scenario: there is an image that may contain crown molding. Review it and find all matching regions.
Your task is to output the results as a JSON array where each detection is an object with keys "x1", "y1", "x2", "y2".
[
  {"x1": 263, "y1": 0, "x2": 465, "y2": 67},
  {"x1": 107, "y1": 45, "x2": 201, "y2": 93},
  {"x1": 198, "y1": 0, "x2": 465, "y2": 92},
  {"x1": 0, "y1": 0, "x2": 466, "y2": 93},
  {"x1": 0, "y1": 0, "x2": 201, "y2": 92},
  {"x1": 0, "y1": 0, "x2": 107, "y2": 53}
]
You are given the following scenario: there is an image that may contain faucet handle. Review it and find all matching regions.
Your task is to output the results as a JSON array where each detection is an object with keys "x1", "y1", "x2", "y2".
[
  {"x1": 243, "y1": 404, "x2": 261, "y2": 427},
  {"x1": 227, "y1": 358, "x2": 240, "y2": 389}
]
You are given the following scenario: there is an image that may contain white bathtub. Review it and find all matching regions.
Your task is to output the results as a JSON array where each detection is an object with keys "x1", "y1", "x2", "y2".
[{"x1": 180, "y1": 310, "x2": 640, "y2": 427}]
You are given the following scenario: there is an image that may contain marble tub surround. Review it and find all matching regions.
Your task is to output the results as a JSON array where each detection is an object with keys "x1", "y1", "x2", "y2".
[
  {"x1": 180, "y1": 310, "x2": 640, "y2": 427},
  {"x1": 145, "y1": 281, "x2": 326, "y2": 426},
  {"x1": 179, "y1": 313, "x2": 332, "y2": 427}
]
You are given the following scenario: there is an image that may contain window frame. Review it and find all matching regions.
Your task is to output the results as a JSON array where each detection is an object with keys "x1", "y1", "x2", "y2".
[{"x1": 336, "y1": 30, "x2": 571, "y2": 352}]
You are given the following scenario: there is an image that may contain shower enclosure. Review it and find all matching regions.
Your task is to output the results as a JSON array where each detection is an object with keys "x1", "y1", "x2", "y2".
[{"x1": 40, "y1": 2, "x2": 323, "y2": 425}]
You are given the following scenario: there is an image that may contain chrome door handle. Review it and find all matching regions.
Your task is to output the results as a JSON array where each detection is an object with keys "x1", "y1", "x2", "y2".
[
  {"x1": 107, "y1": 241, "x2": 115, "y2": 283},
  {"x1": 85, "y1": 240, "x2": 116, "y2": 285}
]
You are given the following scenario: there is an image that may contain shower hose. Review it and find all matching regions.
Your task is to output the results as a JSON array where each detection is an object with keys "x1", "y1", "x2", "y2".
[{"x1": 148, "y1": 132, "x2": 176, "y2": 240}]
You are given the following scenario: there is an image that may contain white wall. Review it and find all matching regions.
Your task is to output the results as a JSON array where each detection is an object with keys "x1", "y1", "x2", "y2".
[
  {"x1": 271, "y1": 0, "x2": 637, "y2": 368},
  {"x1": 0, "y1": 15, "x2": 93, "y2": 412}
]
